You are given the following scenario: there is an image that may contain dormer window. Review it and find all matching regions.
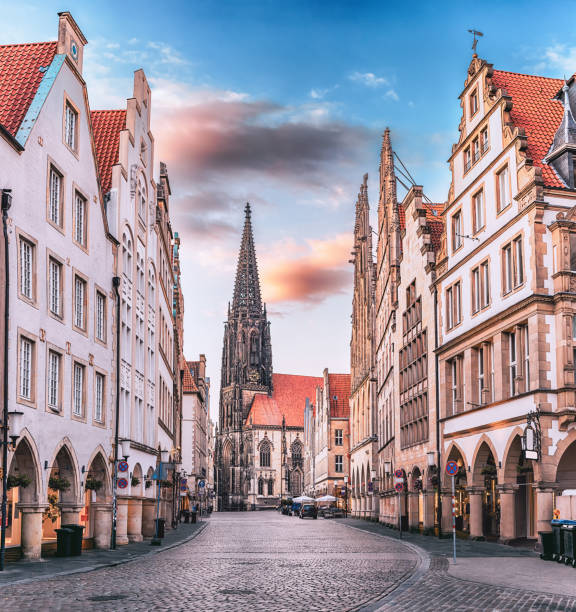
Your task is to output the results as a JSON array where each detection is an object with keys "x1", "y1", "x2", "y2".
[{"x1": 470, "y1": 88, "x2": 479, "y2": 117}]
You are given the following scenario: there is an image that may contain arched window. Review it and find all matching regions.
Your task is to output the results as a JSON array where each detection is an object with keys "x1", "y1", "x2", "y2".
[
  {"x1": 148, "y1": 267, "x2": 155, "y2": 308},
  {"x1": 290, "y1": 470, "x2": 302, "y2": 496},
  {"x1": 267, "y1": 478, "x2": 274, "y2": 496},
  {"x1": 259, "y1": 440, "x2": 271, "y2": 467},
  {"x1": 137, "y1": 253, "x2": 145, "y2": 295},
  {"x1": 122, "y1": 232, "x2": 132, "y2": 280},
  {"x1": 291, "y1": 440, "x2": 303, "y2": 468},
  {"x1": 138, "y1": 176, "x2": 147, "y2": 221},
  {"x1": 258, "y1": 477, "x2": 264, "y2": 495},
  {"x1": 250, "y1": 331, "x2": 259, "y2": 366}
]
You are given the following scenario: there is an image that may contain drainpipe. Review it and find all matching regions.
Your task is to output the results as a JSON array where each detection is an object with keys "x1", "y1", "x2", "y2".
[
  {"x1": 434, "y1": 285, "x2": 442, "y2": 538},
  {"x1": 0, "y1": 189, "x2": 12, "y2": 572},
  {"x1": 110, "y1": 276, "x2": 121, "y2": 549}
]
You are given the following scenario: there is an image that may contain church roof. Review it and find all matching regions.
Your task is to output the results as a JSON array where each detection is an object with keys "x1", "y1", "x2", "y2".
[
  {"x1": 490, "y1": 70, "x2": 564, "y2": 189},
  {"x1": 328, "y1": 373, "x2": 351, "y2": 418},
  {"x1": 91, "y1": 109, "x2": 126, "y2": 195},
  {"x1": 246, "y1": 373, "x2": 323, "y2": 428},
  {"x1": 183, "y1": 361, "x2": 199, "y2": 394},
  {"x1": 0, "y1": 41, "x2": 58, "y2": 142}
]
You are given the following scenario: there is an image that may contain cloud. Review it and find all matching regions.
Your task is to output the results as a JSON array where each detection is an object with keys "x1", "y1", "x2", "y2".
[
  {"x1": 349, "y1": 71, "x2": 389, "y2": 88},
  {"x1": 309, "y1": 85, "x2": 339, "y2": 100},
  {"x1": 534, "y1": 44, "x2": 576, "y2": 75},
  {"x1": 260, "y1": 234, "x2": 352, "y2": 305},
  {"x1": 385, "y1": 89, "x2": 399, "y2": 102}
]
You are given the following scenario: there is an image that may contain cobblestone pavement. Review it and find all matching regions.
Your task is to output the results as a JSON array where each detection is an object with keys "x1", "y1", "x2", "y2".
[
  {"x1": 0, "y1": 513, "x2": 418, "y2": 611},
  {"x1": 4, "y1": 514, "x2": 576, "y2": 611}
]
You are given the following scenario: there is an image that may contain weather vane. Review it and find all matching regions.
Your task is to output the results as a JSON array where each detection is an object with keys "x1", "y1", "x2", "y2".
[{"x1": 468, "y1": 29, "x2": 483, "y2": 56}]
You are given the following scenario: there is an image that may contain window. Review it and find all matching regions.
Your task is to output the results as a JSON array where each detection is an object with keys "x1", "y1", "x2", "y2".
[
  {"x1": 19, "y1": 336, "x2": 33, "y2": 401},
  {"x1": 335, "y1": 455, "x2": 343, "y2": 473},
  {"x1": 502, "y1": 236, "x2": 524, "y2": 294},
  {"x1": 73, "y1": 362, "x2": 85, "y2": 416},
  {"x1": 477, "y1": 345, "x2": 485, "y2": 405},
  {"x1": 49, "y1": 258, "x2": 63, "y2": 318},
  {"x1": 472, "y1": 189, "x2": 484, "y2": 233},
  {"x1": 472, "y1": 261, "x2": 490, "y2": 313},
  {"x1": 470, "y1": 88, "x2": 479, "y2": 116},
  {"x1": 509, "y1": 331, "x2": 518, "y2": 396},
  {"x1": 122, "y1": 233, "x2": 132, "y2": 280},
  {"x1": 74, "y1": 192, "x2": 87, "y2": 247},
  {"x1": 48, "y1": 166, "x2": 63, "y2": 227},
  {"x1": 19, "y1": 237, "x2": 34, "y2": 301},
  {"x1": 472, "y1": 137, "x2": 480, "y2": 164},
  {"x1": 496, "y1": 165, "x2": 511, "y2": 212},
  {"x1": 47, "y1": 350, "x2": 61, "y2": 410},
  {"x1": 267, "y1": 478, "x2": 274, "y2": 496},
  {"x1": 481, "y1": 128, "x2": 489, "y2": 154},
  {"x1": 452, "y1": 211, "x2": 462, "y2": 251},
  {"x1": 335, "y1": 429, "x2": 343, "y2": 446},
  {"x1": 138, "y1": 177, "x2": 147, "y2": 220},
  {"x1": 520, "y1": 324, "x2": 530, "y2": 393},
  {"x1": 259, "y1": 441, "x2": 271, "y2": 467},
  {"x1": 448, "y1": 356, "x2": 463, "y2": 415},
  {"x1": 446, "y1": 282, "x2": 461, "y2": 329},
  {"x1": 464, "y1": 147, "x2": 471, "y2": 173},
  {"x1": 64, "y1": 102, "x2": 78, "y2": 150},
  {"x1": 95, "y1": 372, "x2": 105, "y2": 422},
  {"x1": 96, "y1": 291, "x2": 106, "y2": 341},
  {"x1": 74, "y1": 275, "x2": 87, "y2": 330},
  {"x1": 258, "y1": 478, "x2": 264, "y2": 496}
]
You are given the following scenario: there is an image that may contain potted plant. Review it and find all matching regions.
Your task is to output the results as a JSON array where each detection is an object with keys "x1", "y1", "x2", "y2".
[
  {"x1": 43, "y1": 492, "x2": 60, "y2": 523},
  {"x1": 49, "y1": 475, "x2": 71, "y2": 492},
  {"x1": 131, "y1": 476, "x2": 141, "y2": 487},
  {"x1": 481, "y1": 465, "x2": 497, "y2": 477},
  {"x1": 85, "y1": 476, "x2": 103, "y2": 491},
  {"x1": 145, "y1": 479, "x2": 153, "y2": 489},
  {"x1": 7, "y1": 474, "x2": 31, "y2": 489}
]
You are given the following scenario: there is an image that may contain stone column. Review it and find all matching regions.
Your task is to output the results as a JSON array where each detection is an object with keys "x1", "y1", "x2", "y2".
[
  {"x1": 142, "y1": 498, "x2": 157, "y2": 538},
  {"x1": 127, "y1": 497, "x2": 144, "y2": 542},
  {"x1": 441, "y1": 491, "x2": 453, "y2": 535},
  {"x1": 536, "y1": 485, "x2": 555, "y2": 533},
  {"x1": 92, "y1": 503, "x2": 112, "y2": 549},
  {"x1": 116, "y1": 497, "x2": 129, "y2": 545},
  {"x1": 498, "y1": 484, "x2": 518, "y2": 543},
  {"x1": 60, "y1": 503, "x2": 84, "y2": 525},
  {"x1": 468, "y1": 487, "x2": 484, "y2": 540},
  {"x1": 17, "y1": 504, "x2": 45, "y2": 560},
  {"x1": 408, "y1": 492, "x2": 419, "y2": 530},
  {"x1": 423, "y1": 490, "x2": 435, "y2": 531}
]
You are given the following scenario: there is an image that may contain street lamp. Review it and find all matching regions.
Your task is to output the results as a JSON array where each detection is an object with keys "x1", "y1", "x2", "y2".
[
  {"x1": 384, "y1": 461, "x2": 392, "y2": 475},
  {"x1": 427, "y1": 451, "x2": 435, "y2": 467}
]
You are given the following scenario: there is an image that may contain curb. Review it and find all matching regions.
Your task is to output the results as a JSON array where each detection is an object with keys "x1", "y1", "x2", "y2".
[
  {"x1": 338, "y1": 522, "x2": 431, "y2": 612},
  {"x1": 0, "y1": 521, "x2": 209, "y2": 587}
]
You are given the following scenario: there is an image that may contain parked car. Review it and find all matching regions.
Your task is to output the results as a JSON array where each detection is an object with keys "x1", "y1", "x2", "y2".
[
  {"x1": 281, "y1": 505, "x2": 293, "y2": 516},
  {"x1": 299, "y1": 504, "x2": 318, "y2": 519},
  {"x1": 320, "y1": 506, "x2": 334, "y2": 519},
  {"x1": 291, "y1": 502, "x2": 302, "y2": 515}
]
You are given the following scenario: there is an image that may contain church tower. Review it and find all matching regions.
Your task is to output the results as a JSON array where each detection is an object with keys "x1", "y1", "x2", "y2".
[{"x1": 217, "y1": 204, "x2": 272, "y2": 510}]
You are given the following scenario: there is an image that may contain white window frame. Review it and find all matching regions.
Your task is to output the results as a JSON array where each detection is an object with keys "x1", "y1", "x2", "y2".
[
  {"x1": 335, "y1": 455, "x2": 343, "y2": 473},
  {"x1": 19, "y1": 237, "x2": 33, "y2": 301},
  {"x1": 49, "y1": 166, "x2": 63, "y2": 227},
  {"x1": 74, "y1": 191, "x2": 87, "y2": 247},
  {"x1": 64, "y1": 102, "x2": 78, "y2": 151},
  {"x1": 95, "y1": 372, "x2": 105, "y2": 423},
  {"x1": 19, "y1": 336, "x2": 33, "y2": 401},
  {"x1": 73, "y1": 362, "x2": 85, "y2": 417},
  {"x1": 509, "y1": 331, "x2": 518, "y2": 397},
  {"x1": 74, "y1": 275, "x2": 87, "y2": 331},
  {"x1": 335, "y1": 429, "x2": 343, "y2": 446},
  {"x1": 472, "y1": 189, "x2": 484, "y2": 234},
  {"x1": 47, "y1": 349, "x2": 61, "y2": 411},
  {"x1": 96, "y1": 290, "x2": 106, "y2": 342},
  {"x1": 49, "y1": 258, "x2": 63, "y2": 318},
  {"x1": 497, "y1": 165, "x2": 510, "y2": 212}
]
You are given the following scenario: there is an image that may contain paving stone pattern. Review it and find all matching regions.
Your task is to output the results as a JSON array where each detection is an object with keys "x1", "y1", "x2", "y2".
[{"x1": 0, "y1": 513, "x2": 417, "y2": 611}]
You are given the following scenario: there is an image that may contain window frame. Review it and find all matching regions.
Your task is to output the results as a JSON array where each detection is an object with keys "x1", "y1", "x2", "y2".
[
  {"x1": 72, "y1": 270, "x2": 88, "y2": 334},
  {"x1": 72, "y1": 187, "x2": 88, "y2": 250},
  {"x1": 451, "y1": 209, "x2": 463, "y2": 253},
  {"x1": 471, "y1": 259, "x2": 490, "y2": 314},
  {"x1": 501, "y1": 233, "x2": 525, "y2": 295},
  {"x1": 17, "y1": 230, "x2": 37, "y2": 305},
  {"x1": 495, "y1": 162, "x2": 512, "y2": 214},
  {"x1": 469, "y1": 88, "x2": 479, "y2": 117},
  {"x1": 17, "y1": 329, "x2": 37, "y2": 408},
  {"x1": 63, "y1": 96, "x2": 80, "y2": 154},
  {"x1": 471, "y1": 187, "x2": 485, "y2": 235},
  {"x1": 47, "y1": 160, "x2": 65, "y2": 231},
  {"x1": 335, "y1": 455, "x2": 343, "y2": 473},
  {"x1": 95, "y1": 287, "x2": 107, "y2": 345},
  {"x1": 71, "y1": 359, "x2": 87, "y2": 420},
  {"x1": 334, "y1": 428, "x2": 343, "y2": 446},
  {"x1": 46, "y1": 345, "x2": 64, "y2": 413},
  {"x1": 94, "y1": 369, "x2": 106, "y2": 425},
  {"x1": 47, "y1": 251, "x2": 65, "y2": 321}
]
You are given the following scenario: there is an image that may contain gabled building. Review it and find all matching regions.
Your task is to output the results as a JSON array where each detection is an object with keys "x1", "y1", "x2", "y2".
[{"x1": 0, "y1": 13, "x2": 115, "y2": 559}]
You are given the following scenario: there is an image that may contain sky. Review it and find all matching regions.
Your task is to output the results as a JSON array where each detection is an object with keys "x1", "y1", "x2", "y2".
[{"x1": 3, "y1": 0, "x2": 576, "y2": 420}]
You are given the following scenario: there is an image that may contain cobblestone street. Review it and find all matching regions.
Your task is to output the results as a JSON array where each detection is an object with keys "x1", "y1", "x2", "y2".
[{"x1": 3, "y1": 514, "x2": 576, "y2": 611}]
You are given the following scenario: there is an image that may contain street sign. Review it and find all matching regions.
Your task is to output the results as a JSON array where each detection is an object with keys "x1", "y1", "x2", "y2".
[
  {"x1": 198, "y1": 480, "x2": 205, "y2": 489},
  {"x1": 445, "y1": 460, "x2": 459, "y2": 476},
  {"x1": 394, "y1": 482, "x2": 404, "y2": 492},
  {"x1": 393, "y1": 477, "x2": 404, "y2": 485},
  {"x1": 117, "y1": 477, "x2": 128, "y2": 489},
  {"x1": 118, "y1": 460, "x2": 129, "y2": 472},
  {"x1": 394, "y1": 469, "x2": 403, "y2": 479}
]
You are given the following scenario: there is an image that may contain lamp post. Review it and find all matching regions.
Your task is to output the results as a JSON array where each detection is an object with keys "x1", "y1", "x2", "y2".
[
  {"x1": 110, "y1": 438, "x2": 130, "y2": 550},
  {"x1": 151, "y1": 448, "x2": 169, "y2": 546},
  {"x1": 343, "y1": 475, "x2": 348, "y2": 518},
  {"x1": 0, "y1": 410, "x2": 23, "y2": 571}
]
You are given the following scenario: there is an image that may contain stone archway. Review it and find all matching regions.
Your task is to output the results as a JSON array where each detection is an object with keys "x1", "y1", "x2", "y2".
[
  {"x1": 127, "y1": 463, "x2": 144, "y2": 543},
  {"x1": 142, "y1": 467, "x2": 156, "y2": 539},
  {"x1": 556, "y1": 439, "x2": 576, "y2": 491},
  {"x1": 85, "y1": 451, "x2": 111, "y2": 549},
  {"x1": 472, "y1": 441, "x2": 499, "y2": 540},
  {"x1": 409, "y1": 466, "x2": 423, "y2": 531},
  {"x1": 7, "y1": 436, "x2": 41, "y2": 558},
  {"x1": 445, "y1": 445, "x2": 469, "y2": 534}
]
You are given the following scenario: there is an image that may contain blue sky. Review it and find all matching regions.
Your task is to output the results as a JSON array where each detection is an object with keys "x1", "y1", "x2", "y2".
[{"x1": 4, "y1": 1, "x2": 576, "y2": 419}]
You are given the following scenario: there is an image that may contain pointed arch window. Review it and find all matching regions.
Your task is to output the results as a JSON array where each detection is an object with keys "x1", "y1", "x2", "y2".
[
  {"x1": 122, "y1": 233, "x2": 133, "y2": 280},
  {"x1": 250, "y1": 331, "x2": 259, "y2": 366},
  {"x1": 267, "y1": 478, "x2": 274, "y2": 496},
  {"x1": 258, "y1": 477, "x2": 264, "y2": 495},
  {"x1": 291, "y1": 440, "x2": 303, "y2": 468},
  {"x1": 259, "y1": 440, "x2": 271, "y2": 467}
]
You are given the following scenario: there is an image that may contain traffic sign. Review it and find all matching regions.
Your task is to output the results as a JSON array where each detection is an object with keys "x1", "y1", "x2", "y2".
[
  {"x1": 394, "y1": 469, "x2": 403, "y2": 479},
  {"x1": 394, "y1": 482, "x2": 404, "y2": 493},
  {"x1": 118, "y1": 460, "x2": 129, "y2": 472},
  {"x1": 117, "y1": 477, "x2": 128, "y2": 489},
  {"x1": 445, "y1": 460, "x2": 459, "y2": 476},
  {"x1": 198, "y1": 480, "x2": 205, "y2": 489}
]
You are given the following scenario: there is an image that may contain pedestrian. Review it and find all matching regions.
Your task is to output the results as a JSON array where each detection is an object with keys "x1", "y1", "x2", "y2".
[{"x1": 191, "y1": 502, "x2": 198, "y2": 523}]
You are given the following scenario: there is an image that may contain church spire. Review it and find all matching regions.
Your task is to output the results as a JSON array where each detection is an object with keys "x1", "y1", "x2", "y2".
[{"x1": 232, "y1": 203, "x2": 263, "y2": 315}]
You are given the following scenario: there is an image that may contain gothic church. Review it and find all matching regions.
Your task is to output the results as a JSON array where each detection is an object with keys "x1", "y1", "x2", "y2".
[{"x1": 215, "y1": 205, "x2": 322, "y2": 510}]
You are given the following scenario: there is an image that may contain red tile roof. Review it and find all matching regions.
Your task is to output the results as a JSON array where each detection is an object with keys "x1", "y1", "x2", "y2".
[
  {"x1": 490, "y1": 70, "x2": 564, "y2": 188},
  {"x1": 328, "y1": 373, "x2": 350, "y2": 418},
  {"x1": 91, "y1": 110, "x2": 126, "y2": 194},
  {"x1": 246, "y1": 373, "x2": 323, "y2": 428},
  {"x1": 0, "y1": 41, "x2": 58, "y2": 136},
  {"x1": 183, "y1": 362, "x2": 199, "y2": 394},
  {"x1": 399, "y1": 202, "x2": 444, "y2": 251}
]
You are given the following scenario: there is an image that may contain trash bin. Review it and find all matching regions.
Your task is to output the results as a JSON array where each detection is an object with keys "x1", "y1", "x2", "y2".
[
  {"x1": 539, "y1": 531, "x2": 555, "y2": 561},
  {"x1": 61, "y1": 524, "x2": 85, "y2": 556},
  {"x1": 155, "y1": 518, "x2": 165, "y2": 538},
  {"x1": 55, "y1": 527, "x2": 74, "y2": 557},
  {"x1": 551, "y1": 519, "x2": 565, "y2": 562}
]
